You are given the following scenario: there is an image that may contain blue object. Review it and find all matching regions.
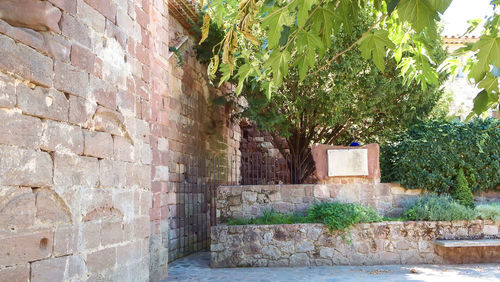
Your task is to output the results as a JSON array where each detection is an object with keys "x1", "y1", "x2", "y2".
[{"x1": 350, "y1": 142, "x2": 360, "y2": 147}]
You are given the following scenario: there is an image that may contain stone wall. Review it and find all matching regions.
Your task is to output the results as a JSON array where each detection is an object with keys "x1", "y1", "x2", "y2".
[
  {"x1": 211, "y1": 220, "x2": 500, "y2": 267},
  {"x1": 216, "y1": 184, "x2": 423, "y2": 222},
  {"x1": 165, "y1": 16, "x2": 241, "y2": 262},
  {"x1": 0, "y1": 0, "x2": 171, "y2": 280}
]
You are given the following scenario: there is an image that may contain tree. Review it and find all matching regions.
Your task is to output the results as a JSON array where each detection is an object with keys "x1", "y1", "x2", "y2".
[
  {"x1": 234, "y1": 14, "x2": 447, "y2": 183},
  {"x1": 200, "y1": 0, "x2": 499, "y2": 117}
]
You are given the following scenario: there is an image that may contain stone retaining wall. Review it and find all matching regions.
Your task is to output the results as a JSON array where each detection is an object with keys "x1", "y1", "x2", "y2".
[
  {"x1": 211, "y1": 220, "x2": 500, "y2": 267},
  {"x1": 216, "y1": 184, "x2": 422, "y2": 222}
]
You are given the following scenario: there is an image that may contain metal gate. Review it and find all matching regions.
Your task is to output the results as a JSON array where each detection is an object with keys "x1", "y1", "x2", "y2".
[{"x1": 169, "y1": 153, "x2": 293, "y2": 261}]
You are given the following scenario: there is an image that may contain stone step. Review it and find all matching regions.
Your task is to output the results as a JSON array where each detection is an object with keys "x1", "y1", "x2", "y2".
[{"x1": 434, "y1": 239, "x2": 500, "y2": 248}]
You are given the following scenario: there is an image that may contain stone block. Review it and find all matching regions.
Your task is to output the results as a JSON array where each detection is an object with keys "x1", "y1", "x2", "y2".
[
  {"x1": 82, "y1": 221, "x2": 100, "y2": 249},
  {"x1": 113, "y1": 136, "x2": 134, "y2": 162},
  {"x1": 0, "y1": 110, "x2": 42, "y2": 149},
  {"x1": 53, "y1": 225, "x2": 78, "y2": 256},
  {"x1": 34, "y1": 188, "x2": 71, "y2": 224},
  {"x1": 126, "y1": 163, "x2": 151, "y2": 189},
  {"x1": 54, "y1": 61, "x2": 89, "y2": 98},
  {"x1": 116, "y1": 241, "x2": 141, "y2": 265},
  {"x1": 53, "y1": 153, "x2": 99, "y2": 186},
  {"x1": 49, "y1": 0, "x2": 77, "y2": 14},
  {"x1": 43, "y1": 33, "x2": 72, "y2": 62},
  {"x1": 99, "y1": 159, "x2": 126, "y2": 188},
  {"x1": 153, "y1": 165, "x2": 168, "y2": 182},
  {"x1": 0, "y1": 263, "x2": 29, "y2": 282},
  {"x1": 60, "y1": 14, "x2": 91, "y2": 47},
  {"x1": 84, "y1": 0, "x2": 117, "y2": 23},
  {"x1": 41, "y1": 120, "x2": 84, "y2": 154},
  {"x1": 92, "y1": 107, "x2": 125, "y2": 136},
  {"x1": 69, "y1": 95, "x2": 96, "y2": 126},
  {"x1": 71, "y1": 44, "x2": 96, "y2": 73},
  {"x1": 77, "y1": 0, "x2": 106, "y2": 33},
  {"x1": 0, "y1": 146, "x2": 52, "y2": 186},
  {"x1": 17, "y1": 84, "x2": 69, "y2": 121},
  {"x1": 290, "y1": 253, "x2": 309, "y2": 266},
  {"x1": 0, "y1": 33, "x2": 53, "y2": 87},
  {"x1": 0, "y1": 187, "x2": 36, "y2": 229},
  {"x1": 31, "y1": 255, "x2": 85, "y2": 282},
  {"x1": 90, "y1": 76, "x2": 116, "y2": 109},
  {"x1": 0, "y1": 229, "x2": 53, "y2": 266},
  {"x1": 83, "y1": 131, "x2": 113, "y2": 158},
  {"x1": 86, "y1": 247, "x2": 117, "y2": 273},
  {"x1": 0, "y1": 72, "x2": 16, "y2": 108},
  {"x1": 101, "y1": 221, "x2": 123, "y2": 245}
]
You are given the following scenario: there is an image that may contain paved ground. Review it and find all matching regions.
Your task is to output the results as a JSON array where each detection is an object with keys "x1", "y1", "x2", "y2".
[{"x1": 163, "y1": 252, "x2": 500, "y2": 281}]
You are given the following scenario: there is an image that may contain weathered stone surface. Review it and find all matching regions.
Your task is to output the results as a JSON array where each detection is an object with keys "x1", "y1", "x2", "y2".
[
  {"x1": 76, "y1": 0, "x2": 106, "y2": 33},
  {"x1": 84, "y1": 0, "x2": 117, "y2": 22},
  {"x1": 211, "y1": 221, "x2": 500, "y2": 268},
  {"x1": 92, "y1": 106, "x2": 125, "y2": 135},
  {"x1": 99, "y1": 159, "x2": 126, "y2": 188},
  {"x1": 0, "y1": 263, "x2": 30, "y2": 281},
  {"x1": 41, "y1": 120, "x2": 84, "y2": 154},
  {"x1": 0, "y1": 229, "x2": 53, "y2": 266},
  {"x1": 84, "y1": 130, "x2": 113, "y2": 158},
  {"x1": 0, "y1": 0, "x2": 62, "y2": 32},
  {"x1": 86, "y1": 247, "x2": 116, "y2": 273},
  {"x1": 54, "y1": 60, "x2": 89, "y2": 98},
  {"x1": 126, "y1": 163, "x2": 151, "y2": 189},
  {"x1": 0, "y1": 72, "x2": 15, "y2": 108},
  {"x1": 90, "y1": 76, "x2": 116, "y2": 109},
  {"x1": 31, "y1": 255, "x2": 85, "y2": 282},
  {"x1": 0, "y1": 110, "x2": 43, "y2": 149},
  {"x1": 60, "y1": 14, "x2": 90, "y2": 47},
  {"x1": 34, "y1": 188, "x2": 72, "y2": 224},
  {"x1": 0, "y1": 146, "x2": 52, "y2": 186},
  {"x1": 0, "y1": 187, "x2": 36, "y2": 229},
  {"x1": 68, "y1": 95, "x2": 96, "y2": 126},
  {"x1": 0, "y1": 33, "x2": 53, "y2": 86},
  {"x1": 49, "y1": 0, "x2": 77, "y2": 14},
  {"x1": 53, "y1": 153, "x2": 99, "y2": 186},
  {"x1": 71, "y1": 44, "x2": 96, "y2": 73},
  {"x1": 17, "y1": 84, "x2": 69, "y2": 121},
  {"x1": 217, "y1": 184, "x2": 425, "y2": 223}
]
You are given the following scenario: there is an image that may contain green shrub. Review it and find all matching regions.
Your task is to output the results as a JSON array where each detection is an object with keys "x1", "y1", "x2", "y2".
[
  {"x1": 227, "y1": 210, "x2": 308, "y2": 226},
  {"x1": 452, "y1": 169, "x2": 474, "y2": 207},
  {"x1": 475, "y1": 203, "x2": 500, "y2": 223},
  {"x1": 403, "y1": 194, "x2": 477, "y2": 221},
  {"x1": 306, "y1": 202, "x2": 382, "y2": 231},
  {"x1": 381, "y1": 118, "x2": 500, "y2": 193}
]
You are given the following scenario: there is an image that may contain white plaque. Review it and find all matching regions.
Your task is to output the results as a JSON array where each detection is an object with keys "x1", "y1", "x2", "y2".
[{"x1": 327, "y1": 148, "x2": 368, "y2": 177}]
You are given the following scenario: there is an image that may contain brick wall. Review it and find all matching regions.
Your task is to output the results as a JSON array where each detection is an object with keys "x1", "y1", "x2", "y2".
[
  {"x1": 165, "y1": 16, "x2": 241, "y2": 262},
  {"x1": 0, "y1": 0, "x2": 167, "y2": 281}
]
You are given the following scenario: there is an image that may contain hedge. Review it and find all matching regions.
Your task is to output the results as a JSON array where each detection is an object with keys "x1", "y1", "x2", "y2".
[{"x1": 381, "y1": 118, "x2": 499, "y2": 193}]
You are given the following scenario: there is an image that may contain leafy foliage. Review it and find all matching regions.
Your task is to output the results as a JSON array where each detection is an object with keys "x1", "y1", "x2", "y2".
[
  {"x1": 201, "y1": 0, "x2": 498, "y2": 115},
  {"x1": 227, "y1": 210, "x2": 309, "y2": 225},
  {"x1": 306, "y1": 202, "x2": 382, "y2": 231},
  {"x1": 475, "y1": 203, "x2": 500, "y2": 223},
  {"x1": 381, "y1": 118, "x2": 500, "y2": 193},
  {"x1": 452, "y1": 169, "x2": 474, "y2": 207},
  {"x1": 227, "y1": 202, "x2": 382, "y2": 233},
  {"x1": 233, "y1": 13, "x2": 447, "y2": 183},
  {"x1": 403, "y1": 194, "x2": 477, "y2": 221}
]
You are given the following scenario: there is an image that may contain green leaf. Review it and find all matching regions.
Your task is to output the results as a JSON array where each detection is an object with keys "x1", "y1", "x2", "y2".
[
  {"x1": 397, "y1": 0, "x2": 438, "y2": 33},
  {"x1": 358, "y1": 29, "x2": 395, "y2": 71},
  {"x1": 235, "y1": 63, "x2": 252, "y2": 95},
  {"x1": 469, "y1": 36, "x2": 500, "y2": 82},
  {"x1": 472, "y1": 89, "x2": 498, "y2": 115},
  {"x1": 279, "y1": 26, "x2": 291, "y2": 47},
  {"x1": 478, "y1": 72, "x2": 499, "y2": 94},
  {"x1": 265, "y1": 50, "x2": 291, "y2": 85},
  {"x1": 262, "y1": 10, "x2": 293, "y2": 49},
  {"x1": 387, "y1": 0, "x2": 399, "y2": 16},
  {"x1": 297, "y1": 0, "x2": 316, "y2": 27},
  {"x1": 427, "y1": 0, "x2": 452, "y2": 13}
]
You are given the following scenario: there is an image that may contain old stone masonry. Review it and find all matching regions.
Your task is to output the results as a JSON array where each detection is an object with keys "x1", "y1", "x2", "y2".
[{"x1": 0, "y1": 0, "x2": 240, "y2": 281}]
